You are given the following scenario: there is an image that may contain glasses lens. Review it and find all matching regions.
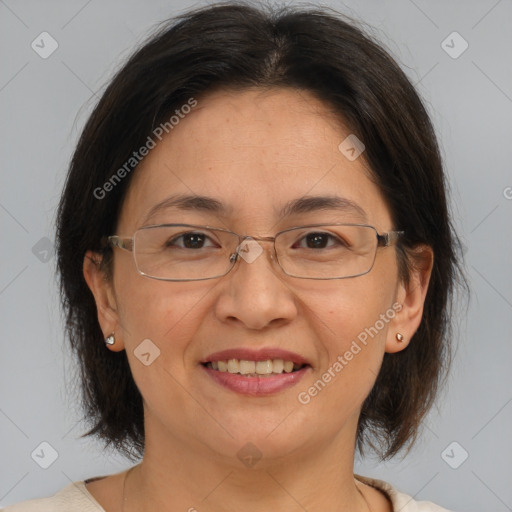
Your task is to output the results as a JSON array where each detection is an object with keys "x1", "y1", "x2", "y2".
[
  {"x1": 276, "y1": 225, "x2": 378, "y2": 279},
  {"x1": 131, "y1": 224, "x2": 380, "y2": 281},
  {"x1": 133, "y1": 225, "x2": 237, "y2": 280}
]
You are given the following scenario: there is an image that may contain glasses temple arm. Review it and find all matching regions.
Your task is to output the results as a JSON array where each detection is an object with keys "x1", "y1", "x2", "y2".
[
  {"x1": 107, "y1": 235, "x2": 134, "y2": 251},
  {"x1": 378, "y1": 230, "x2": 404, "y2": 247}
]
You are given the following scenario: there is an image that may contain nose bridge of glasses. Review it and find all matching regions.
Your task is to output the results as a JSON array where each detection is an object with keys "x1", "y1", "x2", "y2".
[
  {"x1": 248, "y1": 235, "x2": 276, "y2": 242},
  {"x1": 225, "y1": 234, "x2": 279, "y2": 271},
  {"x1": 242, "y1": 234, "x2": 276, "y2": 248}
]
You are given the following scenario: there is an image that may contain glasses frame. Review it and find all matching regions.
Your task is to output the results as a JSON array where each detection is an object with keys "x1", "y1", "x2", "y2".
[{"x1": 106, "y1": 223, "x2": 404, "y2": 282}]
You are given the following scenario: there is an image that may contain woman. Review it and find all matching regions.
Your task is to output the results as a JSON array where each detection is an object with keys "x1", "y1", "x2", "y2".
[{"x1": 5, "y1": 2, "x2": 463, "y2": 511}]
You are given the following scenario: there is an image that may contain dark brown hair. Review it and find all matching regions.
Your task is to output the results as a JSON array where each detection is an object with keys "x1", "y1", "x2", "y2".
[{"x1": 56, "y1": 1, "x2": 464, "y2": 460}]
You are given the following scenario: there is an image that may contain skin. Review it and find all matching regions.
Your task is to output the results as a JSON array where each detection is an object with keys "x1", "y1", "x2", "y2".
[{"x1": 84, "y1": 88, "x2": 433, "y2": 512}]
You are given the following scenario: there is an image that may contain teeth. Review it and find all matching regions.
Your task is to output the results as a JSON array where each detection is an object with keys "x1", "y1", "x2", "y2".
[
  {"x1": 273, "y1": 359, "x2": 284, "y2": 373},
  {"x1": 239, "y1": 360, "x2": 256, "y2": 375},
  {"x1": 227, "y1": 359, "x2": 239, "y2": 373},
  {"x1": 208, "y1": 358, "x2": 302, "y2": 375},
  {"x1": 255, "y1": 360, "x2": 273, "y2": 375},
  {"x1": 284, "y1": 360, "x2": 294, "y2": 373}
]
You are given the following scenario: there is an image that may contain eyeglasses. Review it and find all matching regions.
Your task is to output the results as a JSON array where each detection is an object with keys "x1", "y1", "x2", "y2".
[{"x1": 106, "y1": 223, "x2": 403, "y2": 281}]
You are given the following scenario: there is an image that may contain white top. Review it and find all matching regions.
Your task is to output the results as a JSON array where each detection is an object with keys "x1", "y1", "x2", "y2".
[{"x1": 1, "y1": 475, "x2": 453, "y2": 511}]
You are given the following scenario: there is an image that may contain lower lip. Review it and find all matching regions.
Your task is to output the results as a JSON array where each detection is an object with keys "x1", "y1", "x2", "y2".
[{"x1": 202, "y1": 365, "x2": 309, "y2": 396}]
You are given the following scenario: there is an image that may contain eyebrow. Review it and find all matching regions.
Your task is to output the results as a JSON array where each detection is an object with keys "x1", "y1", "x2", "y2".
[
  {"x1": 279, "y1": 195, "x2": 368, "y2": 221},
  {"x1": 142, "y1": 193, "x2": 368, "y2": 225},
  {"x1": 142, "y1": 194, "x2": 231, "y2": 224}
]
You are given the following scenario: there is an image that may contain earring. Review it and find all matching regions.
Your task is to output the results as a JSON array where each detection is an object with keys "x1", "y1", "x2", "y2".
[
  {"x1": 396, "y1": 333, "x2": 404, "y2": 342},
  {"x1": 105, "y1": 333, "x2": 115, "y2": 346}
]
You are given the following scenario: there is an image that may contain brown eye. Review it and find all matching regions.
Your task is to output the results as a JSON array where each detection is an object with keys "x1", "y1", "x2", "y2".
[
  {"x1": 293, "y1": 232, "x2": 343, "y2": 249},
  {"x1": 167, "y1": 232, "x2": 216, "y2": 249},
  {"x1": 305, "y1": 233, "x2": 329, "y2": 248}
]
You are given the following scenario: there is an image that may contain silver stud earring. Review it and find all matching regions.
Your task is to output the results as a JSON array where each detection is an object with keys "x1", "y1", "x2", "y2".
[
  {"x1": 396, "y1": 333, "x2": 404, "y2": 342},
  {"x1": 105, "y1": 333, "x2": 115, "y2": 346}
]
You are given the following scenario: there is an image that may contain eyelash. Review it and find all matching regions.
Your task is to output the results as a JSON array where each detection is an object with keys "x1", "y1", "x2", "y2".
[{"x1": 167, "y1": 231, "x2": 346, "y2": 249}]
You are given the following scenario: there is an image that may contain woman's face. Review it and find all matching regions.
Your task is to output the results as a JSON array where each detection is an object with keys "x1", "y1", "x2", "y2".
[{"x1": 89, "y1": 88, "x2": 420, "y2": 465}]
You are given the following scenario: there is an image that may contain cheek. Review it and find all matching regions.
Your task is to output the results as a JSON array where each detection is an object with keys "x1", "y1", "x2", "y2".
[
  {"x1": 113, "y1": 267, "x2": 212, "y2": 363},
  {"x1": 300, "y1": 268, "x2": 398, "y2": 403},
  {"x1": 302, "y1": 261, "x2": 397, "y2": 349},
  {"x1": 113, "y1": 275, "x2": 216, "y2": 418},
  {"x1": 325, "y1": 289, "x2": 392, "y2": 371}
]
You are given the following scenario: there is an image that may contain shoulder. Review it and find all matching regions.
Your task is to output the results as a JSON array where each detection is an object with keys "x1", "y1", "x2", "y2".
[
  {"x1": 355, "y1": 474, "x2": 454, "y2": 512},
  {"x1": 1, "y1": 481, "x2": 104, "y2": 512}
]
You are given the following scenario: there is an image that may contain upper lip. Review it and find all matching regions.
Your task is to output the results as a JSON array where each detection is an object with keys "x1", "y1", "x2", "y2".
[{"x1": 202, "y1": 348, "x2": 309, "y2": 365}]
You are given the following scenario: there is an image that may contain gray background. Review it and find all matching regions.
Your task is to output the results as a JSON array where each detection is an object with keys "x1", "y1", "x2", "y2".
[{"x1": 1, "y1": 0, "x2": 511, "y2": 510}]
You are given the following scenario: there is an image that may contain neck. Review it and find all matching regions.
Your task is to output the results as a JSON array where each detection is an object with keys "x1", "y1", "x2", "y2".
[{"x1": 123, "y1": 414, "x2": 371, "y2": 512}]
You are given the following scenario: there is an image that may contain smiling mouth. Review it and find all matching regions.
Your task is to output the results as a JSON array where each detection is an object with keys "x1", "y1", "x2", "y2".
[{"x1": 203, "y1": 359, "x2": 307, "y2": 377}]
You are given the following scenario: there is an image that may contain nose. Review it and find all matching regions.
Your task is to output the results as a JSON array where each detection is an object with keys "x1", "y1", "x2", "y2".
[{"x1": 214, "y1": 238, "x2": 298, "y2": 330}]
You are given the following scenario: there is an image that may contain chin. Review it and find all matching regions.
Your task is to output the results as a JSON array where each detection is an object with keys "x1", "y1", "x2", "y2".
[{"x1": 194, "y1": 409, "x2": 318, "y2": 465}]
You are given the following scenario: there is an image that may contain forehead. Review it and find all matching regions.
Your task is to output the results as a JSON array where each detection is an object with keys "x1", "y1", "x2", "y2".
[{"x1": 118, "y1": 88, "x2": 391, "y2": 232}]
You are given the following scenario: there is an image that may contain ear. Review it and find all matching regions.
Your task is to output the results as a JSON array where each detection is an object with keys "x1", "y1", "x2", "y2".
[
  {"x1": 385, "y1": 245, "x2": 434, "y2": 354},
  {"x1": 83, "y1": 250, "x2": 125, "y2": 352}
]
